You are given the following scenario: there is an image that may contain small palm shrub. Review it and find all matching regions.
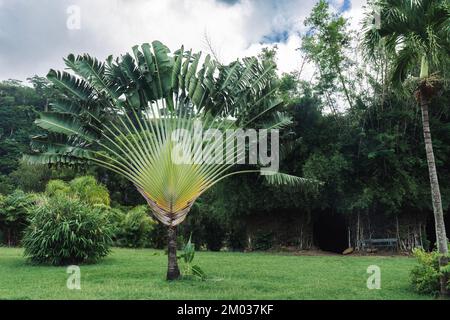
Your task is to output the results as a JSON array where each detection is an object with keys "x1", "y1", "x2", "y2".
[
  {"x1": 114, "y1": 205, "x2": 156, "y2": 248},
  {"x1": 179, "y1": 235, "x2": 206, "y2": 280},
  {"x1": 410, "y1": 247, "x2": 448, "y2": 295},
  {"x1": 23, "y1": 195, "x2": 113, "y2": 265}
]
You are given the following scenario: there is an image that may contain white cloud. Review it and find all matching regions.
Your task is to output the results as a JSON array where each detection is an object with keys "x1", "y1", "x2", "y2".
[{"x1": 0, "y1": 0, "x2": 368, "y2": 81}]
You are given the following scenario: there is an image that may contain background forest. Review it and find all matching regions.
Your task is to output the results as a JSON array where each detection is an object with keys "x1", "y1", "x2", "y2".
[{"x1": 1, "y1": 1, "x2": 449, "y2": 256}]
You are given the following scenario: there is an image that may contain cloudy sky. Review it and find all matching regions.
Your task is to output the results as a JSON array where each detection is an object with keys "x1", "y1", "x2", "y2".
[{"x1": 0, "y1": 0, "x2": 367, "y2": 82}]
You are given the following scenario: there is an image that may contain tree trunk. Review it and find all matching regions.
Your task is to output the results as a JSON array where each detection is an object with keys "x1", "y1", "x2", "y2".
[
  {"x1": 166, "y1": 225, "x2": 181, "y2": 280},
  {"x1": 419, "y1": 96, "x2": 449, "y2": 295}
]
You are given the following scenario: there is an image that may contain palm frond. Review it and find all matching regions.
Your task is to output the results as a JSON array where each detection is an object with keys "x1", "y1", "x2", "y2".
[
  {"x1": 263, "y1": 172, "x2": 322, "y2": 188},
  {"x1": 47, "y1": 69, "x2": 92, "y2": 101},
  {"x1": 261, "y1": 112, "x2": 293, "y2": 130},
  {"x1": 34, "y1": 112, "x2": 97, "y2": 142}
]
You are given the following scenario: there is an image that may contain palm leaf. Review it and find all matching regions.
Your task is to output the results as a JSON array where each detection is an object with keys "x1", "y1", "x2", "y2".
[
  {"x1": 34, "y1": 112, "x2": 97, "y2": 142},
  {"x1": 47, "y1": 69, "x2": 92, "y2": 101},
  {"x1": 263, "y1": 172, "x2": 321, "y2": 187}
]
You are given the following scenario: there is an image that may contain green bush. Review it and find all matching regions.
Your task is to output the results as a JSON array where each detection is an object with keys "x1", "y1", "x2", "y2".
[
  {"x1": 105, "y1": 207, "x2": 126, "y2": 236},
  {"x1": 0, "y1": 190, "x2": 35, "y2": 246},
  {"x1": 45, "y1": 176, "x2": 110, "y2": 207},
  {"x1": 23, "y1": 195, "x2": 113, "y2": 265},
  {"x1": 115, "y1": 205, "x2": 156, "y2": 248},
  {"x1": 45, "y1": 179, "x2": 71, "y2": 197},
  {"x1": 69, "y1": 176, "x2": 110, "y2": 206},
  {"x1": 410, "y1": 248, "x2": 441, "y2": 295}
]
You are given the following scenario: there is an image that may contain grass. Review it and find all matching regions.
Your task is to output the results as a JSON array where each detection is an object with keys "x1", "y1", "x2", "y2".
[{"x1": 0, "y1": 247, "x2": 430, "y2": 300}]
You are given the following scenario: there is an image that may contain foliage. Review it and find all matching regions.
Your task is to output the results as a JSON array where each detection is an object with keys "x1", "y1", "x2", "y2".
[
  {"x1": 301, "y1": 0, "x2": 355, "y2": 110},
  {"x1": 114, "y1": 205, "x2": 156, "y2": 248},
  {"x1": 22, "y1": 195, "x2": 113, "y2": 265},
  {"x1": 105, "y1": 207, "x2": 127, "y2": 236},
  {"x1": 178, "y1": 235, "x2": 206, "y2": 280},
  {"x1": 410, "y1": 248, "x2": 442, "y2": 295},
  {"x1": 69, "y1": 176, "x2": 110, "y2": 207},
  {"x1": 0, "y1": 80, "x2": 45, "y2": 176},
  {"x1": 8, "y1": 163, "x2": 53, "y2": 192},
  {"x1": 362, "y1": 0, "x2": 450, "y2": 86},
  {"x1": 252, "y1": 231, "x2": 275, "y2": 251},
  {"x1": 45, "y1": 179, "x2": 71, "y2": 197},
  {"x1": 226, "y1": 225, "x2": 248, "y2": 251},
  {"x1": 180, "y1": 200, "x2": 226, "y2": 251},
  {"x1": 45, "y1": 176, "x2": 110, "y2": 207},
  {"x1": 0, "y1": 190, "x2": 35, "y2": 246}
]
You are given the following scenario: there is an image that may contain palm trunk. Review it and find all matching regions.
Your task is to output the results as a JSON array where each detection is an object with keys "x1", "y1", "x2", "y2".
[
  {"x1": 166, "y1": 225, "x2": 181, "y2": 280},
  {"x1": 419, "y1": 96, "x2": 449, "y2": 295}
]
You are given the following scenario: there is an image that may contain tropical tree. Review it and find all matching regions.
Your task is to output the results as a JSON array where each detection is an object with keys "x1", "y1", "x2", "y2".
[
  {"x1": 362, "y1": 0, "x2": 450, "y2": 294},
  {"x1": 301, "y1": 0, "x2": 354, "y2": 111},
  {"x1": 24, "y1": 41, "x2": 305, "y2": 280}
]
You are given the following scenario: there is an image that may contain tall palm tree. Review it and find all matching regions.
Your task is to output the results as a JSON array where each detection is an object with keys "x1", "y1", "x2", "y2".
[
  {"x1": 362, "y1": 0, "x2": 450, "y2": 293},
  {"x1": 24, "y1": 41, "x2": 306, "y2": 280}
]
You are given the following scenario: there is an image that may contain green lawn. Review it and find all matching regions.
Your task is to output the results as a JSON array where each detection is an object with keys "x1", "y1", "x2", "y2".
[{"x1": 0, "y1": 247, "x2": 430, "y2": 300}]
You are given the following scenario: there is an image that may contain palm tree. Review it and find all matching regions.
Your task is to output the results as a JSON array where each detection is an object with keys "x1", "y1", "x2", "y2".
[
  {"x1": 24, "y1": 41, "x2": 306, "y2": 280},
  {"x1": 362, "y1": 0, "x2": 450, "y2": 294}
]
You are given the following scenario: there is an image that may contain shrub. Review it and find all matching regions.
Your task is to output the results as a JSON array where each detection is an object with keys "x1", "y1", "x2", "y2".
[
  {"x1": 115, "y1": 205, "x2": 156, "y2": 248},
  {"x1": 69, "y1": 176, "x2": 110, "y2": 206},
  {"x1": 23, "y1": 195, "x2": 113, "y2": 265},
  {"x1": 0, "y1": 190, "x2": 34, "y2": 246},
  {"x1": 45, "y1": 176, "x2": 110, "y2": 207},
  {"x1": 45, "y1": 179, "x2": 71, "y2": 197},
  {"x1": 410, "y1": 248, "x2": 441, "y2": 295},
  {"x1": 105, "y1": 207, "x2": 126, "y2": 236}
]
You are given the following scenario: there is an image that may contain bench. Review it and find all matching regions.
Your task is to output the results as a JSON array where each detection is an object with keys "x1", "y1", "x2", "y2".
[{"x1": 360, "y1": 238, "x2": 398, "y2": 250}]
